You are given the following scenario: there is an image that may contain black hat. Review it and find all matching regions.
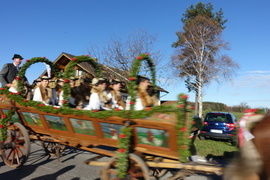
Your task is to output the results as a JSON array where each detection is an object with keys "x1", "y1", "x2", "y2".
[
  {"x1": 12, "y1": 54, "x2": 23, "y2": 60},
  {"x1": 110, "y1": 79, "x2": 121, "y2": 85}
]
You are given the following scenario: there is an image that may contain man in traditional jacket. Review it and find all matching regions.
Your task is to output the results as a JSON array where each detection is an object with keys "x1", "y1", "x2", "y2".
[{"x1": 0, "y1": 54, "x2": 24, "y2": 87}]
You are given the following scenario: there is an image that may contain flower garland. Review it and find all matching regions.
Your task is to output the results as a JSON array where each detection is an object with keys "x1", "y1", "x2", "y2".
[
  {"x1": 0, "y1": 106, "x2": 16, "y2": 142},
  {"x1": 16, "y1": 57, "x2": 58, "y2": 94},
  {"x1": 176, "y1": 93, "x2": 192, "y2": 162},
  {"x1": 115, "y1": 126, "x2": 132, "y2": 178},
  {"x1": 116, "y1": 53, "x2": 156, "y2": 178},
  {"x1": 62, "y1": 55, "x2": 101, "y2": 107},
  {"x1": 127, "y1": 53, "x2": 156, "y2": 111},
  {"x1": 0, "y1": 88, "x2": 180, "y2": 119}
]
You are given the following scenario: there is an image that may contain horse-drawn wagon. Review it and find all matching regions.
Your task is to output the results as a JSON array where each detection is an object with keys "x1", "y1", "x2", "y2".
[{"x1": 0, "y1": 54, "x2": 223, "y2": 179}]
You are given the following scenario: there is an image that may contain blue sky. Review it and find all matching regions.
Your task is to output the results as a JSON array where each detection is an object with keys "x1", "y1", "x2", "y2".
[{"x1": 1, "y1": 0, "x2": 270, "y2": 108}]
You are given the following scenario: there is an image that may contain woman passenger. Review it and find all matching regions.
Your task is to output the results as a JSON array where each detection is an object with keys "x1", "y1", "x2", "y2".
[
  {"x1": 32, "y1": 76, "x2": 52, "y2": 105},
  {"x1": 56, "y1": 78, "x2": 64, "y2": 106},
  {"x1": 108, "y1": 79, "x2": 125, "y2": 110},
  {"x1": 126, "y1": 76, "x2": 158, "y2": 110}
]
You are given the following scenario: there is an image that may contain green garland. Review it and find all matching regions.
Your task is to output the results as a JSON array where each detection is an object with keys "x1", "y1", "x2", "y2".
[
  {"x1": 116, "y1": 53, "x2": 157, "y2": 178},
  {"x1": 127, "y1": 53, "x2": 156, "y2": 111},
  {"x1": 115, "y1": 126, "x2": 132, "y2": 178},
  {"x1": 62, "y1": 55, "x2": 101, "y2": 107},
  {"x1": 0, "y1": 99, "x2": 16, "y2": 141},
  {"x1": 16, "y1": 57, "x2": 57, "y2": 94},
  {"x1": 0, "y1": 87, "x2": 181, "y2": 120},
  {"x1": 176, "y1": 93, "x2": 192, "y2": 162}
]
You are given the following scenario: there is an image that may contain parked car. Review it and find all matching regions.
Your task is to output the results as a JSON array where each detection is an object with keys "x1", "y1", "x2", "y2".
[{"x1": 198, "y1": 112, "x2": 238, "y2": 145}]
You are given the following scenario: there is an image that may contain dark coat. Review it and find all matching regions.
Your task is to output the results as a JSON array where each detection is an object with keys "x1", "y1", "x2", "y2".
[{"x1": 0, "y1": 63, "x2": 19, "y2": 87}]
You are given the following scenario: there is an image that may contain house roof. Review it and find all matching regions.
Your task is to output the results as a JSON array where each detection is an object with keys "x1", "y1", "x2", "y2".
[{"x1": 42, "y1": 52, "x2": 168, "y2": 93}]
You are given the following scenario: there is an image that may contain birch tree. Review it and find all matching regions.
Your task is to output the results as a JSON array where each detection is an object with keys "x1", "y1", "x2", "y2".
[{"x1": 172, "y1": 13, "x2": 238, "y2": 118}]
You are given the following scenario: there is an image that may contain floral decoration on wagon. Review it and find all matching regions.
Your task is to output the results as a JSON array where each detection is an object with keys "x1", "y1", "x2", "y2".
[
  {"x1": 176, "y1": 93, "x2": 192, "y2": 162},
  {"x1": 0, "y1": 108, "x2": 16, "y2": 141},
  {"x1": 116, "y1": 53, "x2": 158, "y2": 178},
  {"x1": 16, "y1": 57, "x2": 58, "y2": 94}
]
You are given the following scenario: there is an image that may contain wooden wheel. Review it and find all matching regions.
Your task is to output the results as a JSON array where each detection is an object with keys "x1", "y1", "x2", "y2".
[
  {"x1": 151, "y1": 168, "x2": 168, "y2": 178},
  {"x1": 41, "y1": 141, "x2": 65, "y2": 159},
  {"x1": 0, "y1": 122, "x2": 30, "y2": 168},
  {"x1": 150, "y1": 157, "x2": 168, "y2": 178},
  {"x1": 167, "y1": 169, "x2": 193, "y2": 180},
  {"x1": 101, "y1": 153, "x2": 152, "y2": 180}
]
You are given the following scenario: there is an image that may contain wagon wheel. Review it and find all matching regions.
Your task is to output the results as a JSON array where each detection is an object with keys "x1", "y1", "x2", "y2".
[
  {"x1": 41, "y1": 141, "x2": 65, "y2": 159},
  {"x1": 151, "y1": 168, "x2": 168, "y2": 178},
  {"x1": 101, "y1": 153, "x2": 152, "y2": 180},
  {"x1": 150, "y1": 157, "x2": 168, "y2": 178},
  {"x1": 0, "y1": 122, "x2": 30, "y2": 168},
  {"x1": 167, "y1": 169, "x2": 193, "y2": 180}
]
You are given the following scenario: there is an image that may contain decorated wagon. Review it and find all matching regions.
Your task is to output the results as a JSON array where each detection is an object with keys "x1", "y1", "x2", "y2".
[{"x1": 0, "y1": 54, "x2": 222, "y2": 179}]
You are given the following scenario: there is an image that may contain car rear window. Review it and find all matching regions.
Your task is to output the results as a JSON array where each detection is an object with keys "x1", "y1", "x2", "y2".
[{"x1": 205, "y1": 113, "x2": 233, "y2": 123}]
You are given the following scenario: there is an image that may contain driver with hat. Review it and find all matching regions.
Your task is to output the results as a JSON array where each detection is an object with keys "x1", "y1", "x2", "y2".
[{"x1": 0, "y1": 54, "x2": 24, "y2": 87}]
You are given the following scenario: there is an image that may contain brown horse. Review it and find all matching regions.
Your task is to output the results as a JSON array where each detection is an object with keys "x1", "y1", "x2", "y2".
[{"x1": 224, "y1": 111, "x2": 270, "y2": 180}]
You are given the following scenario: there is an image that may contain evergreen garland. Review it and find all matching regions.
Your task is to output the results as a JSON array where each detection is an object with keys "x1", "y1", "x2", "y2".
[
  {"x1": 0, "y1": 95, "x2": 16, "y2": 141},
  {"x1": 127, "y1": 53, "x2": 156, "y2": 111},
  {"x1": 115, "y1": 126, "x2": 132, "y2": 178},
  {"x1": 116, "y1": 53, "x2": 157, "y2": 178},
  {"x1": 0, "y1": 87, "x2": 180, "y2": 120},
  {"x1": 176, "y1": 93, "x2": 192, "y2": 162},
  {"x1": 16, "y1": 57, "x2": 57, "y2": 93},
  {"x1": 62, "y1": 55, "x2": 101, "y2": 107}
]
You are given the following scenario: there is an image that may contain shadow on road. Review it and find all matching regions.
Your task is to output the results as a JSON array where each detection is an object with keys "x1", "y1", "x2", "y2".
[
  {"x1": 31, "y1": 165, "x2": 76, "y2": 180},
  {"x1": 0, "y1": 158, "x2": 54, "y2": 179},
  {"x1": 0, "y1": 144, "x2": 81, "y2": 180}
]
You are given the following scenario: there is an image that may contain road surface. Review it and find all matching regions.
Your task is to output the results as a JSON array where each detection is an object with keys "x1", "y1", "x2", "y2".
[{"x1": 0, "y1": 141, "x2": 222, "y2": 180}]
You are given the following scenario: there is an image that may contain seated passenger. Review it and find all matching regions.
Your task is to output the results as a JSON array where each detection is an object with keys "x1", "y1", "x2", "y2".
[
  {"x1": 32, "y1": 76, "x2": 52, "y2": 105},
  {"x1": 69, "y1": 77, "x2": 77, "y2": 107},
  {"x1": 84, "y1": 78, "x2": 110, "y2": 110},
  {"x1": 126, "y1": 76, "x2": 158, "y2": 110},
  {"x1": 70, "y1": 76, "x2": 89, "y2": 109},
  {"x1": 48, "y1": 79, "x2": 58, "y2": 106},
  {"x1": 107, "y1": 79, "x2": 125, "y2": 110},
  {"x1": 56, "y1": 78, "x2": 64, "y2": 106}
]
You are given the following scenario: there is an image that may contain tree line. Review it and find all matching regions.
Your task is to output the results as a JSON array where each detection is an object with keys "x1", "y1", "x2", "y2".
[{"x1": 193, "y1": 101, "x2": 269, "y2": 113}]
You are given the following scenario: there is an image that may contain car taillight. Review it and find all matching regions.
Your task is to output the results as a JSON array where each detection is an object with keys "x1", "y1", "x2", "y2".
[
  {"x1": 226, "y1": 123, "x2": 235, "y2": 130},
  {"x1": 203, "y1": 122, "x2": 208, "y2": 125}
]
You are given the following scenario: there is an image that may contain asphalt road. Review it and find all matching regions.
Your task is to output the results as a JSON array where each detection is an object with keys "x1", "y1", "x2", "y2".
[{"x1": 0, "y1": 142, "x2": 222, "y2": 180}]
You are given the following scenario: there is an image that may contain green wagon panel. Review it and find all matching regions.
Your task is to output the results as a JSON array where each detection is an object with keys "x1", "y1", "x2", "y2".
[
  {"x1": 70, "y1": 118, "x2": 96, "y2": 136},
  {"x1": 44, "y1": 115, "x2": 67, "y2": 131}
]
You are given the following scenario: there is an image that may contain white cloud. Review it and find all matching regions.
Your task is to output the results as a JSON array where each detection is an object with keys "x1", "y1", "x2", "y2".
[
  {"x1": 245, "y1": 70, "x2": 270, "y2": 75},
  {"x1": 232, "y1": 70, "x2": 270, "y2": 88}
]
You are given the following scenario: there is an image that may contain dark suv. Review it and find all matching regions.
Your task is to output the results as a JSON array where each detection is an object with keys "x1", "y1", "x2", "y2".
[{"x1": 198, "y1": 112, "x2": 237, "y2": 145}]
